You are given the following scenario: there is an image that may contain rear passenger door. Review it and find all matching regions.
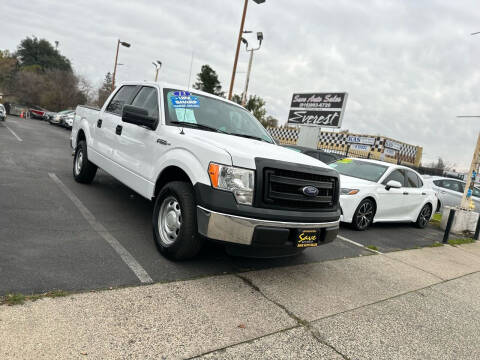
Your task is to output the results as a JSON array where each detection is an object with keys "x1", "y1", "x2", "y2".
[
  {"x1": 403, "y1": 169, "x2": 426, "y2": 218},
  {"x1": 97, "y1": 85, "x2": 139, "y2": 160}
]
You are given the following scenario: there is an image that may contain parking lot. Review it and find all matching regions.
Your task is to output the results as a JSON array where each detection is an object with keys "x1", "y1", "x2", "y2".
[{"x1": 0, "y1": 115, "x2": 446, "y2": 296}]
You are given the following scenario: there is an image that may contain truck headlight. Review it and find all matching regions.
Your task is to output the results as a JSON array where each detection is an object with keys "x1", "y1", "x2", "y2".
[
  {"x1": 340, "y1": 188, "x2": 359, "y2": 195},
  {"x1": 208, "y1": 163, "x2": 254, "y2": 205}
]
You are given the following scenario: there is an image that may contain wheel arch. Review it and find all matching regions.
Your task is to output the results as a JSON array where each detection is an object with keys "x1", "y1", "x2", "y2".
[{"x1": 153, "y1": 166, "x2": 193, "y2": 199}]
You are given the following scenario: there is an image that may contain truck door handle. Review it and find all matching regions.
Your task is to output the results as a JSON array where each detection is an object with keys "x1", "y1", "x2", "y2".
[
  {"x1": 422, "y1": 192, "x2": 426, "y2": 195},
  {"x1": 403, "y1": 191, "x2": 409, "y2": 195},
  {"x1": 97, "y1": 119, "x2": 102, "y2": 128},
  {"x1": 116, "y1": 125, "x2": 122, "y2": 135}
]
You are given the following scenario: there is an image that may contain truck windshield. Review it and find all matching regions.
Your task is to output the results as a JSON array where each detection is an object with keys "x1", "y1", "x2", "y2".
[
  {"x1": 330, "y1": 159, "x2": 388, "y2": 182},
  {"x1": 163, "y1": 88, "x2": 274, "y2": 143}
]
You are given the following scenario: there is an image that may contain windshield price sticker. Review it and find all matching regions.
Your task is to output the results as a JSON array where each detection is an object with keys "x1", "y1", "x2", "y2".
[{"x1": 171, "y1": 91, "x2": 200, "y2": 108}]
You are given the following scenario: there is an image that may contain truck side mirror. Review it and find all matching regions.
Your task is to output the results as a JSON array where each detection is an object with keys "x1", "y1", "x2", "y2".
[
  {"x1": 122, "y1": 105, "x2": 156, "y2": 130},
  {"x1": 385, "y1": 180, "x2": 402, "y2": 190}
]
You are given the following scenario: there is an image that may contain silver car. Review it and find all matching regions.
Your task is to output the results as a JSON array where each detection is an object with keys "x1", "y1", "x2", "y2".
[{"x1": 424, "y1": 176, "x2": 480, "y2": 212}]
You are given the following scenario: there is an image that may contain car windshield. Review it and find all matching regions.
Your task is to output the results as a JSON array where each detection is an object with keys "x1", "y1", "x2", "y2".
[
  {"x1": 330, "y1": 159, "x2": 388, "y2": 182},
  {"x1": 163, "y1": 89, "x2": 274, "y2": 143}
]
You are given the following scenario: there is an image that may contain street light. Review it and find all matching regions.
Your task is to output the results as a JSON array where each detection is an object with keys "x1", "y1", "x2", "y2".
[
  {"x1": 112, "y1": 39, "x2": 131, "y2": 91},
  {"x1": 152, "y1": 60, "x2": 162, "y2": 82},
  {"x1": 240, "y1": 31, "x2": 263, "y2": 106},
  {"x1": 227, "y1": 0, "x2": 266, "y2": 100}
]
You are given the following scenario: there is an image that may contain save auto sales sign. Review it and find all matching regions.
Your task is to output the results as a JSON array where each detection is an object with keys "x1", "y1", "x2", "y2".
[{"x1": 287, "y1": 92, "x2": 348, "y2": 128}]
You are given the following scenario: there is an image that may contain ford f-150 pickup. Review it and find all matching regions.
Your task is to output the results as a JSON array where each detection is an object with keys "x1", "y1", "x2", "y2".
[{"x1": 71, "y1": 81, "x2": 340, "y2": 260}]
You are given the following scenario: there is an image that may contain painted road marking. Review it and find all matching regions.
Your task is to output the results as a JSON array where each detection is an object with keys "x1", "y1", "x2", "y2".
[
  {"x1": 5, "y1": 125, "x2": 23, "y2": 142},
  {"x1": 337, "y1": 234, "x2": 383, "y2": 254},
  {"x1": 48, "y1": 173, "x2": 153, "y2": 284}
]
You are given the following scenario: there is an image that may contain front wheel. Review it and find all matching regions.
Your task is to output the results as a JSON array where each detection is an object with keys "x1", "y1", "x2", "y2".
[
  {"x1": 73, "y1": 140, "x2": 97, "y2": 184},
  {"x1": 415, "y1": 204, "x2": 432, "y2": 228},
  {"x1": 153, "y1": 181, "x2": 203, "y2": 260},
  {"x1": 352, "y1": 199, "x2": 375, "y2": 231}
]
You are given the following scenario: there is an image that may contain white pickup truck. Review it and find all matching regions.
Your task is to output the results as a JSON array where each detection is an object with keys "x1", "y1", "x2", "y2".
[{"x1": 71, "y1": 81, "x2": 340, "y2": 260}]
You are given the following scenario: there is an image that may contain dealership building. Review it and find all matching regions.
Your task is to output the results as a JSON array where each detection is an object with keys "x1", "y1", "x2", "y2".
[{"x1": 267, "y1": 127, "x2": 423, "y2": 167}]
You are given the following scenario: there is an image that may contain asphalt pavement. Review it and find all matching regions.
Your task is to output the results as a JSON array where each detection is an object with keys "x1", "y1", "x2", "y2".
[{"x1": 0, "y1": 115, "x2": 446, "y2": 296}]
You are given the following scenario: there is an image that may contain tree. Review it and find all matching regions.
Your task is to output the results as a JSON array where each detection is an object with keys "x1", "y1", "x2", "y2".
[
  {"x1": 97, "y1": 72, "x2": 113, "y2": 107},
  {"x1": 231, "y1": 93, "x2": 276, "y2": 127},
  {"x1": 16, "y1": 37, "x2": 72, "y2": 72},
  {"x1": 0, "y1": 50, "x2": 18, "y2": 92},
  {"x1": 193, "y1": 64, "x2": 224, "y2": 97}
]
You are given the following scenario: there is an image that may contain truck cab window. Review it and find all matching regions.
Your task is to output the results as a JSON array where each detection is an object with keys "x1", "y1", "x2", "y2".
[
  {"x1": 131, "y1": 87, "x2": 159, "y2": 120},
  {"x1": 106, "y1": 85, "x2": 138, "y2": 115}
]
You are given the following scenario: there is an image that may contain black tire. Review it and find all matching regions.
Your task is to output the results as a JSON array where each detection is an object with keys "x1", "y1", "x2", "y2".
[
  {"x1": 73, "y1": 140, "x2": 97, "y2": 184},
  {"x1": 352, "y1": 198, "x2": 375, "y2": 231},
  {"x1": 415, "y1": 204, "x2": 432, "y2": 229},
  {"x1": 153, "y1": 181, "x2": 203, "y2": 260}
]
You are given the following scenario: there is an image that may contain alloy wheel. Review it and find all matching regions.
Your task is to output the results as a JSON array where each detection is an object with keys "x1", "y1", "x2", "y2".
[
  {"x1": 419, "y1": 205, "x2": 431, "y2": 227},
  {"x1": 356, "y1": 201, "x2": 374, "y2": 230}
]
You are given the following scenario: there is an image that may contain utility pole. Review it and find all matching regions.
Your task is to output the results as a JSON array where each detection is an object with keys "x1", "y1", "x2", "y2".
[
  {"x1": 228, "y1": 0, "x2": 265, "y2": 100},
  {"x1": 460, "y1": 131, "x2": 480, "y2": 209},
  {"x1": 112, "y1": 39, "x2": 131, "y2": 91}
]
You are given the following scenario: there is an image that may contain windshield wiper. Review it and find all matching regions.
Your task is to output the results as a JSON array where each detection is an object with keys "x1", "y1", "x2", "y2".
[
  {"x1": 170, "y1": 121, "x2": 228, "y2": 134},
  {"x1": 229, "y1": 133, "x2": 271, "y2": 143}
]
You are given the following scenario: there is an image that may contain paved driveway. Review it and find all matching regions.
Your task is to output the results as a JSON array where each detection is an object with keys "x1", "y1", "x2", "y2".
[{"x1": 0, "y1": 116, "x2": 444, "y2": 295}]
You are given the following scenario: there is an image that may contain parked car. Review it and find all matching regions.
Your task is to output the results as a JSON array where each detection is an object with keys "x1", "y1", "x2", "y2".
[
  {"x1": 29, "y1": 107, "x2": 48, "y2": 120},
  {"x1": 329, "y1": 158, "x2": 437, "y2": 230},
  {"x1": 423, "y1": 176, "x2": 480, "y2": 212},
  {"x1": 71, "y1": 81, "x2": 340, "y2": 260},
  {"x1": 50, "y1": 110, "x2": 74, "y2": 126},
  {"x1": 63, "y1": 112, "x2": 75, "y2": 129},
  {"x1": 44, "y1": 111, "x2": 57, "y2": 122},
  {"x1": 281, "y1": 145, "x2": 345, "y2": 164},
  {"x1": 0, "y1": 104, "x2": 6, "y2": 121}
]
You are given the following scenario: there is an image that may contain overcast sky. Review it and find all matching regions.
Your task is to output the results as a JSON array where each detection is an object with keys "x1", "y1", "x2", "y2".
[{"x1": 3, "y1": 0, "x2": 480, "y2": 170}]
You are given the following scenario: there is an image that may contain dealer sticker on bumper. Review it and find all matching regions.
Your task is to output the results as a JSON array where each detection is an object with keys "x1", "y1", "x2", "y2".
[{"x1": 296, "y1": 229, "x2": 319, "y2": 247}]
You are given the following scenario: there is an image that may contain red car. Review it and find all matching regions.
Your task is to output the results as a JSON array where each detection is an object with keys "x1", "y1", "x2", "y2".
[{"x1": 29, "y1": 107, "x2": 48, "y2": 120}]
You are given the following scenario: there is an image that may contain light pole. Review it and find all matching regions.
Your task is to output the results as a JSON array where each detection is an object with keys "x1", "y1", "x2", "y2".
[
  {"x1": 112, "y1": 39, "x2": 131, "y2": 91},
  {"x1": 228, "y1": 0, "x2": 265, "y2": 100},
  {"x1": 152, "y1": 60, "x2": 162, "y2": 82},
  {"x1": 240, "y1": 31, "x2": 263, "y2": 106}
]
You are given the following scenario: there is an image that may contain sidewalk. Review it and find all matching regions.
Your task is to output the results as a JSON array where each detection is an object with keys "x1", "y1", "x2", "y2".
[{"x1": 2, "y1": 242, "x2": 480, "y2": 359}]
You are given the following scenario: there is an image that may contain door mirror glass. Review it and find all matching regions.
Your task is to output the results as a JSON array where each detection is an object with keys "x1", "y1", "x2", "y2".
[
  {"x1": 122, "y1": 105, "x2": 156, "y2": 129},
  {"x1": 385, "y1": 180, "x2": 402, "y2": 190}
]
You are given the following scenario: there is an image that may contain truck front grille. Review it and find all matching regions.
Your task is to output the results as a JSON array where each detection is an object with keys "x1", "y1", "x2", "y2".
[{"x1": 263, "y1": 168, "x2": 337, "y2": 210}]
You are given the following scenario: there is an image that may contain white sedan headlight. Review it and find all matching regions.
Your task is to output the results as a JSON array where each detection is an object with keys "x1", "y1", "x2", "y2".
[
  {"x1": 208, "y1": 163, "x2": 254, "y2": 205},
  {"x1": 340, "y1": 188, "x2": 359, "y2": 195}
]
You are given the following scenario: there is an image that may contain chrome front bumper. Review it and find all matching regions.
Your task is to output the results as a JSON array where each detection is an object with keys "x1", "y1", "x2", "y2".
[{"x1": 196, "y1": 205, "x2": 340, "y2": 245}]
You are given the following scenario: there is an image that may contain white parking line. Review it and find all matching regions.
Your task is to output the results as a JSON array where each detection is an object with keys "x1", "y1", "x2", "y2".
[
  {"x1": 48, "y1": 173, "x2": 153, "y2": 284},
  {"x1": 337, "y1": 234, "x2": 383, "y2": 254},
  {"x1": 5, "y1": 125, "x2": 23, "y2": 142}
]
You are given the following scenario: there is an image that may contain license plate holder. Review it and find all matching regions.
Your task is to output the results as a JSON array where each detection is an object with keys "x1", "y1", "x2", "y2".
[{"x1": 296, "y1": 229, "x2": 319, "y2": 248}]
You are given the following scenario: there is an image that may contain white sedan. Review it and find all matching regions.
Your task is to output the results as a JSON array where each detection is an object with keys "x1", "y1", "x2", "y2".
[{"x1": 330, "y1": 158, "x2": 437, "y2": 230}]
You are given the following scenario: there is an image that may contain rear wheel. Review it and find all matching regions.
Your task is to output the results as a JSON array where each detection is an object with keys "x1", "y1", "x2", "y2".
[
  {"x1": 153, "y1": 181, "x2": 203, "y2": 260},
  {"x1": 352, "y1": 199, "x2": 375, "y2": 231},
  {"x1": 73, "y1": 140, "x2": 97, "y2": 184},
  {"x1": 415, "y1": 204, "x2": 432, "y2": 228}
]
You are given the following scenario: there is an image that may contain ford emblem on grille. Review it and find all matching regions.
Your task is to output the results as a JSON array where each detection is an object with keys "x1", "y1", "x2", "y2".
[{"x1": 302, "y1": 186, "x2": 319, "y2": 197}]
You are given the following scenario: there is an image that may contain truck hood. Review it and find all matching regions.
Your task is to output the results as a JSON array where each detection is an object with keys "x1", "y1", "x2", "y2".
[{"x1": 186, "y1": 130, "x2": 332, "y2": 170}]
